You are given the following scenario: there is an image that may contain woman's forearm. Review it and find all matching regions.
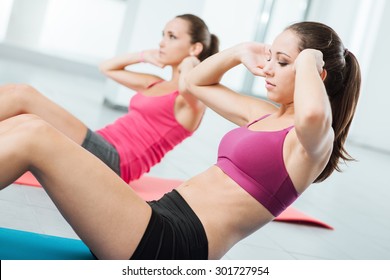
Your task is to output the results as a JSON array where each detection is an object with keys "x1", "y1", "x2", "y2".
[
  {"x1": 184, "y1": 43, "x2": 271, "y2": 126},
  {"x1": 98, "y1": 52, "x2": 142, "y2": 73},
  {"x1": 187, "y1": 46, "x2": 241, "y2": 87}
]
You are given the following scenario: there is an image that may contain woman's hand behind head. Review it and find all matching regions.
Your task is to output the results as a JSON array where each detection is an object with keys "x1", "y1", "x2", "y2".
[
  {"x1": 142, "y1": 49, "x2": 165, "y2": 68},
  {"x1": 238, "y1": 42, "x2": 270, "y2": 77},
  {"x1": 294, "y1": 49, "x2": 325, "y2": 75},
  {"x1": 178, "y1": 56, "x2": 201, "y2": 74}
]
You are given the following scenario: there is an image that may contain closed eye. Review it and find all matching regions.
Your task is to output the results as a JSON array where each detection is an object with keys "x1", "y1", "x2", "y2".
[{"x1": 162, "y1": 31, "x2": 177, "y2": 40}]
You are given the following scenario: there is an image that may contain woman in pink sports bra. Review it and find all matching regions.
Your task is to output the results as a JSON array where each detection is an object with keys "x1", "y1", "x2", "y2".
[
  {"x1": 0, "y1": 22, "x2": 360, "y2": 259},
  {"x1": 0, "y1": 14, "x2": 219, "y2": 183}
]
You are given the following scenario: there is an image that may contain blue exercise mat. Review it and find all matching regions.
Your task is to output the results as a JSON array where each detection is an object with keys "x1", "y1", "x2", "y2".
[{"x1": 0, "y1": 227, "x2": 95, "y2": 260}]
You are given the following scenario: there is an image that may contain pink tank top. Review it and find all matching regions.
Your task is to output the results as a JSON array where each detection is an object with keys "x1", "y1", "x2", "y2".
[
  {"x1": 216, "y1": 115, "x2": 299, "y2": 216},
  {"x1": 97, "y1": 87, "x2": 192, "y2": 183}
]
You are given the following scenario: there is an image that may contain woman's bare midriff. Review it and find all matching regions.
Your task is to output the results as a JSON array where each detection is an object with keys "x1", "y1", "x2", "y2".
[{"x1": 176, "y1": 165, "x2": 274, "y2": 259}]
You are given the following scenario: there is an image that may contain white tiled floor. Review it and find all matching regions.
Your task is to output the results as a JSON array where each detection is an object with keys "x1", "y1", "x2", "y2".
[{"x1": 0, "y1": 56, "x2": 389, "y2": 260}]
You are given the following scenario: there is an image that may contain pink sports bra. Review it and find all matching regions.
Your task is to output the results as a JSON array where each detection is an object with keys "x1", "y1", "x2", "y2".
[{"x1": 215, "y1": 115, "x2": 299, "y2": 216}]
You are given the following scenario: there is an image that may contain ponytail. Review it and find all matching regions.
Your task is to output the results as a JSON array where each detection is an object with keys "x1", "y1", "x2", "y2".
[
  {"x1": 176, "y1": 14, "x2": 220, "y2": 61},
  {"x1": 315, "y1": 50, "x2": 361, "y2": 182},
  {"x1": 198, "y1": 33, "x2": 219, "y2": 61}
]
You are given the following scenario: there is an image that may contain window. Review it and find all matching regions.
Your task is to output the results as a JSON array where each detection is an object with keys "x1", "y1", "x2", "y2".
[{"x1": 0, "y1": 0, "x2": 14, "y2": 41}]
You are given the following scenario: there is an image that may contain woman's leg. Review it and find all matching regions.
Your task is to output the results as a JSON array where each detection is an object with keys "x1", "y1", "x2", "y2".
[
  {"x1": 0, "y1": 114, "x2": 151, "y2": 259},
  {"x1": 0, "y1": 84, "x2": 88, "y2": 144}
]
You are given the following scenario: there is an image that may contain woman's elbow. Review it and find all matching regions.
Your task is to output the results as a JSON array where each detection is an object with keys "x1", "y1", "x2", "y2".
[
  {"x1": 296, "y1": 108, "x2": 332, "y2": 132},
  {"x1": 182, "y1": 75, "x2": 197, "y2": 96},
  {"x1": 98, "y1": 63, "x2": 110, "y2": 75}
]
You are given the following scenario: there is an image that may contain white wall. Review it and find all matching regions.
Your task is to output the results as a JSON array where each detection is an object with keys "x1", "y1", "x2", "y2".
[
  {"x1": 5, "y1": 0, "x2": 49, "y2": 47},
  {"x1": 1, "y1": 0, "x2": 127, "y2": 66},
  {"x1": 347, "y1": 0, "x2": 390, "y2": 152},
  {"x1": 39, "y1": 0, "x2": 126, "y2": 60},
  {"x1": 307, "y1": 0, "x2": 360, "y2": 47}
]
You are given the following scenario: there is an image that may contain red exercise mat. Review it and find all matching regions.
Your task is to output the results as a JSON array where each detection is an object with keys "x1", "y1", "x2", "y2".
[
  {"x1": 14, "y1": 172, "x2": 333, "y2": 229},
  {"x1": 15, "y1": 172, "x2": 40, "y2": 187}
]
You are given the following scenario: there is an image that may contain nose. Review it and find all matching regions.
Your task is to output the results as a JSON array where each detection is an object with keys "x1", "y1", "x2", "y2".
[
  {"x1": 159, "y1": 39, "x2": 165, "y2": 48},
  {"x1": 263, "y1": 60, "x2": 274, "y2": 77},
  {"x1": 159, "y1": 36, "x2": 166, "y2": 48}
]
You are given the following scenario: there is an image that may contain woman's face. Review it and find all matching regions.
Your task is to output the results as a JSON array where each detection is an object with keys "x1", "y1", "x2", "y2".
[
  {"x1": 159, "y1": 18, "x2": 195, "y2": 66},
  {"x1": 263, "y1": 30, "x2": 301, "y2": 104}
]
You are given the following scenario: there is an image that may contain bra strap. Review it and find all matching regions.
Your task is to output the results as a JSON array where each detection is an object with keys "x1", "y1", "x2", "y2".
[
  {"x1": 246, "y1": 114, "x2": 271, "y2": 127},
  {"x1": 146, "y1": 80, "x2": 164, "y2": 89}
]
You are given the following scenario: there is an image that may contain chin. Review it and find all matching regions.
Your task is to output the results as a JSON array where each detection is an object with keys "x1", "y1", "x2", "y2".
[
  {"x1": 266, "y1": 91, "x2": 275, "y2": 100},
  {"x1": 267, "y1": 93, "x2": 281, "y2": 104}
]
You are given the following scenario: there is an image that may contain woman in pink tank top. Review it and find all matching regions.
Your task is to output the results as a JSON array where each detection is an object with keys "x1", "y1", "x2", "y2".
[
  {"x1": 0, "y1": 14, "x2": 219, "y2": 183},
  {"x1": 0, "y1": 22, "x2": 361, "y2": 259}
]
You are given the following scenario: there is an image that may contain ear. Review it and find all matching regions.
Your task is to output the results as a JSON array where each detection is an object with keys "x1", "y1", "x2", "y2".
[
  {"x1": 189, "y1": 42, "x2": 204, "y2": 56},
  {"x1": 320, "y1": 69, "x2": 327, "y2": 81}
]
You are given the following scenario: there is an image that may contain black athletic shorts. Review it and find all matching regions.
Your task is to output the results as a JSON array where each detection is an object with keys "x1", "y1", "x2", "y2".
[{"x1": 131, "y1": 190, "x2": 208, "y2": 260}]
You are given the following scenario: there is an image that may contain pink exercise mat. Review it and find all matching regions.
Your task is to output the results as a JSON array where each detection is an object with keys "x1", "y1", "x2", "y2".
[{"x1": 14, "y1": 172, "x2": 333, "y2": 230}]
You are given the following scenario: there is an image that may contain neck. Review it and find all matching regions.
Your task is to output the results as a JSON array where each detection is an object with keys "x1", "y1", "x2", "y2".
[
  {"x1": 277, "y1": 102, "x2": 295, "y2": 117},
  {"x1": 170, "y1": 65, "x2": 180, "y2": 83}
]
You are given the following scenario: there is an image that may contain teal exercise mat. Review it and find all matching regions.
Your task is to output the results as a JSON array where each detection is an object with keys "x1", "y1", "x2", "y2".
[{"x1": 0, "y1": 227, "x2": 95, "y2": 260}]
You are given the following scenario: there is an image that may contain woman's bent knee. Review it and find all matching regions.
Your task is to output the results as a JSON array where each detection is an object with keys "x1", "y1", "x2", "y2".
[
  {"x1": 0, "y1": 114, "x2": 42, "y2": 132},
  {"x1": 8, "y1": 114, "x2": 54, "y2": 137},
  {"x1": 0, "y1": 84, "x2": 42, "y2": 112},
  {"x1": 0, "y1": 115, "x2": 52, "y2": 160},
  {"x1": 1, "y1": 83, "x2": 39, "y2": 95}
]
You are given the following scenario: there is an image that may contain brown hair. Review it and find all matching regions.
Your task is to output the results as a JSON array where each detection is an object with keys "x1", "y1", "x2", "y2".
[
  {"x1": 286, "y1": 22, "x2": 361, "y2": 182},
  {"x1": 176, "y1": 14, "x2": 219, "y2": 61}
]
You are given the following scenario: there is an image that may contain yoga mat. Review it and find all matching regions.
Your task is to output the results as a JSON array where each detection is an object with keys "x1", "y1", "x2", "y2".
[
  {"x1": 0, "y1": 227, "x2": 94, "y2": 260},
  {"x1": 274, "y1": 207, "x2": 333, "y2": 230},
  {"x1": 15, "y1": 172, "x2": 40, "y2": 187},
  {"x1": 14, "y1": 172, "x2": 333, "y2": 229}
]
